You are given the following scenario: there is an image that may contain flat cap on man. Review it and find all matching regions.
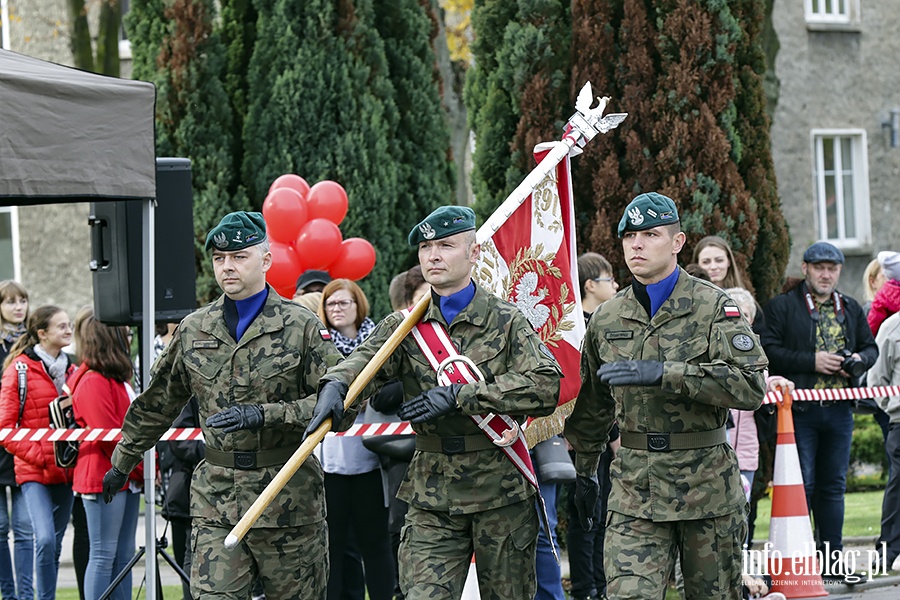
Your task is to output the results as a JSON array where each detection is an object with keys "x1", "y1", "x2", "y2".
[
  {"x1": 616, "y1": 192, "x2": 680, "y2": 237},
  {"x1": 802, "y1": 241, "x2": 845, "y2": 265},
  {"x1": 407, "y1": 205, "x2": 476, "y2": 246},
  {"x1": 295, "y1": 270, "x2": 332, "y2": 293},
  {"x1": 204, "y1": 211, "x2": 267, "y2": 252}
]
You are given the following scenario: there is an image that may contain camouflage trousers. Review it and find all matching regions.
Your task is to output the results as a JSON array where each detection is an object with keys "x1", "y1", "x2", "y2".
[
  {"x1": 605, "y1": 508, "x2": 747, "y2": 600},
  {"x1": 398, "y1": 499, "x2": 538, "y2": 600},
  {"x1": 190, "y1": 519, "x2": 328, "y2": 599}
]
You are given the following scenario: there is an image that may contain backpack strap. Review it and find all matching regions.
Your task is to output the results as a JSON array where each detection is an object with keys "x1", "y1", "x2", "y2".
[{"x1": 14, "y1": 362, "x2": 27, "y2": 426}]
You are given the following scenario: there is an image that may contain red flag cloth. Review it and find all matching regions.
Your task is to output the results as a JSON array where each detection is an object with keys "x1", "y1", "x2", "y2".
[{"x1": 475, "y1": 142, "x2": 585, "y2": 415}]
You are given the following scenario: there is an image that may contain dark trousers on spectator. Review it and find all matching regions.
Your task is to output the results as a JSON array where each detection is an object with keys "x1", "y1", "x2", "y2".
[
  {"x1": 72, "y1": 495, "x2": 90, "y2": 600},
  {"x1": 170, "y1": 516, "x2": 193, "y2": 600},
  {"x1": 325, "y1": 470, "x2": 395, "y2": 600},
  {"x1": 566, "y1": 447, "x2": 613, "y2": 599},
  {"x1": 879, "y1": 422, "x2": 900, "y2": 566},
  {"x1": 793, "y1": 402, "x2": 854, "y2": 554}
]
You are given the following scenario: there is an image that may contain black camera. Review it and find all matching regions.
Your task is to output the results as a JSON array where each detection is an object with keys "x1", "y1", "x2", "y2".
[{"x1": 837, "y1": 349, "x2": 866, "y2": 378}]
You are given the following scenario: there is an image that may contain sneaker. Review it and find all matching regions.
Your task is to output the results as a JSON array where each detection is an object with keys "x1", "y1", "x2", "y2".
[{"x1": 893, "y1": 554, "x2": 900, "y2": 573}]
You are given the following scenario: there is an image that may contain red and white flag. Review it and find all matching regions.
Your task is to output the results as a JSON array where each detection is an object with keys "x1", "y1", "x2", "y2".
[{"x1": 475, "y1": 142, "x2": 585, "y2": 444}]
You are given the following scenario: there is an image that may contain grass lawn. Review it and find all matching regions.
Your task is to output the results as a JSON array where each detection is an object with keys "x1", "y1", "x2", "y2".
[
  {"x1": 752, "y1": 489, "x2": 884, "y2": 541},
  {"x1": 56, "y1": 586, "x2": 184, "y2": 600}
]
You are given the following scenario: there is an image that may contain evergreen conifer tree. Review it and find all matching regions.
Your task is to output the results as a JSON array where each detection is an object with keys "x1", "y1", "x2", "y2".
[
  {"x1": 128, "y1": 0, "x2": 245, "y2": 303},
  {"x1": 571, "y1": 0, "x2": 789, "y2": 300},
  {"x1": 466, "y1": 0, "x2": 571, "y2": 223},
  {"x1": 373, "y1": 0, "x2": 455, "y2": 265},
  {"x1": 243, "y1": 0, "x2": 402, "y2": 317}
]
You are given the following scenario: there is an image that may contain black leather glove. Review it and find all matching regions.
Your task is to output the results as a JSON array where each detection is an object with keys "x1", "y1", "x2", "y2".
[
  {"x1": 303, "y1": 380, "x2": 348, "y2": 440},
  {"x1": 574, "y1": 474, "x2": 600, "y2": 531},
  {"x1": 205, "y1": 405, "x2": 265, "y2": 433},
  {"x1": 398, "y1": 384, "x2": 463, "y2": 423},
  {"x1": 102, "y1": 466, "x2": 129, "y2": 504},
  {"x1": 598, "y1": 360, "x2": 664, "y2": 386}
]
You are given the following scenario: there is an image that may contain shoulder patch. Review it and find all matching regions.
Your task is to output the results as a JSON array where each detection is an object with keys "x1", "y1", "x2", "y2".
[
  {"x1": 538, "y1": 343, "x2": 556, "y2": 361},
  {"x1": 731, "y1": 333, "x2": 755, "y2": 352},
  {"x1": 724, "y1": 305, "x2": 742, "y2": 318},
  {"x1": 319, "y1": 329, "x2": 332, "y2": 341},
  {"x1": 605, "y1": 330, "x2": 634, "y2": 340},
  {"x1": 192, "y1": 340, "x2": 219, "y2": 349}
]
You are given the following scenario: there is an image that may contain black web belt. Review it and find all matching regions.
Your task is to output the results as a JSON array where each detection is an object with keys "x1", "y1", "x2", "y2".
[
  {"x1": 415, "y1": 434, "x2": 499, "y2": 455},
  {"x1": 619, "y1": 426, "x2": 727, "y2": 452},
  {"x1": 205, "y1": 446, "x2": 297, "y2": 470}
]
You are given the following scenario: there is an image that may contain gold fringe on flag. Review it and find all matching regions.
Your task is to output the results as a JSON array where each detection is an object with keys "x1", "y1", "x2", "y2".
[{"x1": 525, "y1": 400, "x2": 576, "y2": 448}]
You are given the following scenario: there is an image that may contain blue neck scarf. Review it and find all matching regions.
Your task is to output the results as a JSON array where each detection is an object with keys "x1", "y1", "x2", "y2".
[
  {"x1": 646, "y1": 268, "x2": 680, "y2": 317},
  {"x1": 234, "y1": 287, "x2": 268, "y2": 340},
  {"x1": 439, "y1": 281, "x2": 476, "y2": 324}
]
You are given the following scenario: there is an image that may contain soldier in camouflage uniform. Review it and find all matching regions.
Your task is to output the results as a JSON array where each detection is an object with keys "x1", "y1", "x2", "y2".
[
  {"x1": 564, "y1": 193, "x2": 768, "y2": 600},
  {"x1": 315, "y1": 205, "x2": 562, "y2": 600},
  {"x1": 101, "y1": 212, "x2": 348, "y2": 600}
]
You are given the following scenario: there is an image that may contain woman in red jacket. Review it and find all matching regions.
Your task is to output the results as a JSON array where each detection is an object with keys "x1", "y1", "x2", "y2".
[
  {"x1": 0, "y1": 305, "x2": 75, "y2": 600},
  {"x1": 70, "y1": 309, "x2": 142, "y2": 600}
]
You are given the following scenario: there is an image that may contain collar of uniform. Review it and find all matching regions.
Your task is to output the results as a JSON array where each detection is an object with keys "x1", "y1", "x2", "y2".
[
  {"x1": 202, "y1": 284, "x2": 286, "y2": 342},
  {"x1": 422, "y1": 281, "x2": 489, "y2": 328},
  {"x1": 620, "y1": 267, "x2": 694, "y2": 325}
]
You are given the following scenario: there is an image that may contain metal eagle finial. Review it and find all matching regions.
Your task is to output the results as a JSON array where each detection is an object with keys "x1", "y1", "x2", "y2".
[{"x1": 569, "y1": 82, "x2": 628, "y2": 146}]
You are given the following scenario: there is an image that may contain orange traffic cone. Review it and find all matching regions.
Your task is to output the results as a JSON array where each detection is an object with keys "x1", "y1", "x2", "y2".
[
  {"x1": 767, "y1": 389, "x2": 828, "y2": 597},
  {"x1": 461, "y1": 554, "x2": 479, "y2": 599}
]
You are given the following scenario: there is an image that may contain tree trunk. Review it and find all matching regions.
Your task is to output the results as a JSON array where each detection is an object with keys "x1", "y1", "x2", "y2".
[
  {"x1": 97, "y1": 0, "x2": 122, "y2": 77},
  {"x1": 67, "y1": 0, "x2": 94, "y2": 72}
]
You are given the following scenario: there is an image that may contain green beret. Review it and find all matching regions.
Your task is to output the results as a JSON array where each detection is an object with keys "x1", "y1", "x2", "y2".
[
  {"x1": 617, "y1": 192, "x2": 680, "y2": 237},
  {"x1": 204, "y1": 211, "x2": 267, "y2": 252},
  {"x1": 408, "y1": 205, "x2": 476, "y2": 246}
]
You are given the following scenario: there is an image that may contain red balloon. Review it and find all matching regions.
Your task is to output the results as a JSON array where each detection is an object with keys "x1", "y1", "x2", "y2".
[
  {"x1": 266, "y1": 241, "x2": 304, "y2": 289},
  {"x1": 294, "y1": 218, "x2": 343, "y2": 270},
  {"x1": 262, "y1": 187, "x2": 308, "y2": 243},
  {"x1": 269, "y1": 173, "x2": 311, "y2": 200},
  {"x1": 328, "y1": 238, "x2": 376, "y2": 281},
  {"x1": 275, "y1": 284, "x2": 296, "y2": 299},
  {"x1": 307, "y1": 181, "x2": 349, "y2": 225}
]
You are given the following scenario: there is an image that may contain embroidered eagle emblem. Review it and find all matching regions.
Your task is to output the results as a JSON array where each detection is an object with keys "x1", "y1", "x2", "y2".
[
  {"x1": 213, "y1": 232, "x2": 228, "y2": 248},
  {"x1": 419, "y1": 223, "x2": 436, "y2": 240},
  {"x1": 514, "y1": 272, "x2": 551, "y2": 330},
  {"x1": 628, "y1": 207, "x2": 644, "y2": 226}
]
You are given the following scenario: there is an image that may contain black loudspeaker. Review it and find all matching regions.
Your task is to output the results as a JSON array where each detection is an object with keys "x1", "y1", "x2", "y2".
[{"x1": 89, "y1": 157, "x2": 197, "y2": 325}]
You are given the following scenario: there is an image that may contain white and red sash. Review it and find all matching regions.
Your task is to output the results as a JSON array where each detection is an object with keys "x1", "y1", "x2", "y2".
[{"x1": 403, "y1": 309, "x2": 538, "y2": 489}]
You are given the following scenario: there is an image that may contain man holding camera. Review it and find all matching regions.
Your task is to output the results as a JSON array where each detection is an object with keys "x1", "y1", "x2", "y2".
[{"x1": 760, "y1": 241, "x2": 878, "y2": 582}]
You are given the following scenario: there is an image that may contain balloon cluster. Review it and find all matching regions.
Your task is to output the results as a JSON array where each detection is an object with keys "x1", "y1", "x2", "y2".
[{"x1": 262, "y1": 174, "x2": 376, "y2": 298}]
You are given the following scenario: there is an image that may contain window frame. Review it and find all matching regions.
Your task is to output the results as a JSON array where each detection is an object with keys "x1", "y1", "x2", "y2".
[
  {"x1": 804, "y1": 0, "x2": 861, "y2": 31},
  {"x1": 810, "y1": 128, "x2": 871, "y2": 251}
]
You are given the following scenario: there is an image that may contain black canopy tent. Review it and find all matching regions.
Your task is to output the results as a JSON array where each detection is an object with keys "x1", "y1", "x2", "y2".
[{"x1": 0, "y1": 49, "x2": 164, "y2": 598}]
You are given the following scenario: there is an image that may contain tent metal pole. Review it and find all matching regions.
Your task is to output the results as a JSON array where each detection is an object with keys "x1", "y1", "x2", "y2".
[
  {"x1": 142, "y1": 197, "x2": 158, "y2": 600},
  {"x1": 1, "y1": 0, "x2": 10, "y2": 50}
]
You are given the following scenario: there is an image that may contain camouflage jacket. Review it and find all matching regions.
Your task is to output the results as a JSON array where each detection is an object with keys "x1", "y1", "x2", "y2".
[
  {"x1": 111, "y1": 286, "x2": 346, "y2": 528},
  {"x1": 564, "y1": 269, "x2": 767, "y2": 521},
  {"x1": 325, "y1": 284, "x2": 561, "y2": 514}
]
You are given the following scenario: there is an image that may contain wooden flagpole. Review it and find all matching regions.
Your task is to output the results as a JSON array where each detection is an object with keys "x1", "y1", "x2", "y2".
[{"x1": 224, "y1": 83, "x2": 626, "y2": 549}]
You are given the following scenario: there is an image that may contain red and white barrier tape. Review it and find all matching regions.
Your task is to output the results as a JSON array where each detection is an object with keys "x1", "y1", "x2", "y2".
[
  {"x1": 0, "y1": 427, "x2": 203, "y2": 443},
  {"x1": 762, "y1": 384, "x2": 900, "y2": 405},
  {"x1": 4, "y1": 385, "x2": 898, "y2": 442},
  {"x1": 0, "y1": 422, "x2": 415, "y2": 442}
]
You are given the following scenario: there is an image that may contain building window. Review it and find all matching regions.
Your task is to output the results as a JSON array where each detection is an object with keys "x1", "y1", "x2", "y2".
[
  {"x1": 811, "y1": 130, "x2": 870, "y2": 249},
  {"x1": 805, "y1": 0, "x2": 860, "y2": 30},
  {"x1": 0, "y1": 208, "x2": 19, "y2": 281}
]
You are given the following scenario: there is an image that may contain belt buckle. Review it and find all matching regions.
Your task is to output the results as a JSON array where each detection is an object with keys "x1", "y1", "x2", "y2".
[
  {"x1": 234, "y1": 451, "x2": 257, "y2": 470},
  {"x1": 441, "y1": 437, "x2": 465, "y2": 455},
  {"x1": 647, "y1": 433, "x2": 670, "y2": 452}
]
